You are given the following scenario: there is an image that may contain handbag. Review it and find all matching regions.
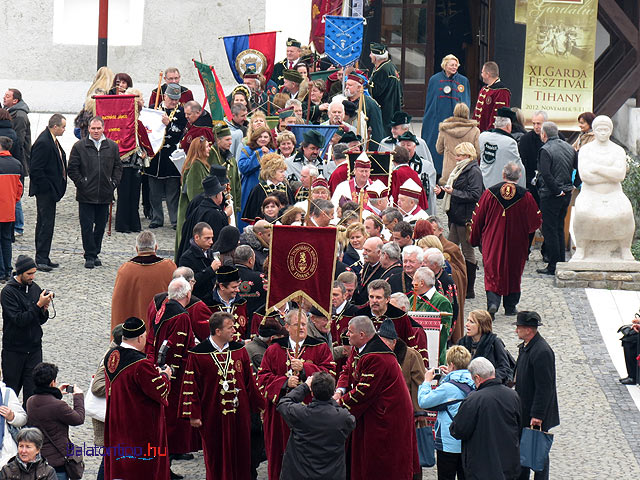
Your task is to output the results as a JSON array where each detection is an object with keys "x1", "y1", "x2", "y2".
[
  {"x1": 40, "y1": 426, "x2": 85, "y2": 479},
  {"x1": 520, "y1": 426, "x2": 554, "y2": 472},
  {"x1": 415, "y1": 424, "x2": 436, "y2": 468},
  {"x1": 84, "y1": 377, "x2": 106, "y2": 423}
]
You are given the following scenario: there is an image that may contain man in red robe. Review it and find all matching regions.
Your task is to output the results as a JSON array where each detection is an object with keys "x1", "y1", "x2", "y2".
[
  {"x1": 179, "y1": 311, "x2": 264, "y2": 480},
  {"x1": 144, "y1": 278, "x2": 196, "y2": 469},
  {"x1": 335, "y1": 315, "x2": 418, "y2": 480},
  {"x1": 470, "y1": 162, "x2": 541, "y2": 316},
  {"x1": 147, "y1": 266, "x2": 212, "y2": 342},
  {"x1": 205, "y1": 266, "x2": 249, "y2": 340},
  {"x1": 473, "y1": 61, "x2": 511, "y2": 132},
  {"x1": 257, "y1": 309, "x2": 335, "y2": 480},
  {"x1": 104, "y1": 317, "x2": 171, "y2": 480},
  {"x1": 391, "y1": 145, "x2": 428, "y2": 211}
]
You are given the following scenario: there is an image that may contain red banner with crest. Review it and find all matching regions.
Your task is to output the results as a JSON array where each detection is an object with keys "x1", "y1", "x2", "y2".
[
  {"x1": 310, "y1": 0, "x2": 345, "y2": 53},
  {"x1": 266, "y1": 225, "x2": 338, "y2": 318},
  {"x1": 94, "y1": 94, "x2": 137, "y2": 159}
]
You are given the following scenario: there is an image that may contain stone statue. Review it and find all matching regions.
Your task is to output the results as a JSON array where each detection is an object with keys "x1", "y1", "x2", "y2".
[{"x1": 570, "y1": 115, "x2": 635, "y2": 263}]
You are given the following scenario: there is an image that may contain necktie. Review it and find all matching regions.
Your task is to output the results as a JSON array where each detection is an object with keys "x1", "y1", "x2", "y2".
[
  {"x1": 289, "y1": 61, "x2": 293, "y2": 69},
  {"x1": 56, "y1": 140, "x2": 66, "y2": 179}
]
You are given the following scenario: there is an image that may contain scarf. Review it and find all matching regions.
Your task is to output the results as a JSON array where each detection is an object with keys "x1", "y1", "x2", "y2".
[
  {"x1": 443, "y1": 158, "x2": 474, "y2": 213},
  {"x1": 34, "y1": 385, "x2": 63, "y2": 400}
]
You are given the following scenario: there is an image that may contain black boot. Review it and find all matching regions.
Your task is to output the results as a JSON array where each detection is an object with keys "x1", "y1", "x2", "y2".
[{"x1": 465, "y1": 261, "x2": 477, "y2": 299}]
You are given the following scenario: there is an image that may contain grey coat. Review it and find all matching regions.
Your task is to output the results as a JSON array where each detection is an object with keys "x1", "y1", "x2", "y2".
[{"x1": 479, "y1": 129, "x2": 525, "y2": 189}]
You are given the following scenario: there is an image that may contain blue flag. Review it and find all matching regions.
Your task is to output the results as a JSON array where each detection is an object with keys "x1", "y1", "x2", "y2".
[
  {"x1": 287, "y1": 125, "x2": 340, "y2": 160},
  {"x1": 324, "y1": 15, "x2": 365, "y2": 67}
]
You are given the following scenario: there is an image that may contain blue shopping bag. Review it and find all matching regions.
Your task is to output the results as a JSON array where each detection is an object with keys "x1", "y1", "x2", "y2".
[
  {"x1": 416, "y1": 425, "x2": 436, "y2": 467},
  {"x1": 520, "y1": 426, "x2": 554, "y2": 472}
]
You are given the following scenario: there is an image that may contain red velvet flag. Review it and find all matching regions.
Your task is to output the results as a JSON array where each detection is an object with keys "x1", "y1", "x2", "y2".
[
  {"x1": 310, "y1": 0, "x2": 344, "y2": 53},
  {"x1": 94, "y1": 94, "x2": 137, "y2": 158},
  {"x1": 266, "y1": 225, "x2": 337, "y2": 318}
]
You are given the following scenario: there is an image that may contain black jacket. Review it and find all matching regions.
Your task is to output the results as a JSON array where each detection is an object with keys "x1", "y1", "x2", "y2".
[
  {"x1": 277, "y1": 383, "x2": 355, "y2": 480},
  {"x1": 458, "y1": 333, "x2": 513, "y2": 384},
  {"x1": 29, "y1": 128, "x2": 67, "y2": 201},
  {"x1": 442, "y1": 162, "x2": 483, "y2": 226},
  {"x1": 0, "y1": 278, "x2": 49, "y2": 352},
  {"x1": 236, "y1": 263, "x2": 266, "y2": 321},
  {"x1": 68, "y1": 136, "x2": 122, "y2": 204},
  {"x1": 536, "y1": 136, "x2": 576, "y2": 198},
  {"x1": 517, "y1": 130, "x2": 542, "y2": 188},
  {"x1": 0, "y1": 119, "x2": 23, "y2": 161},
  {"x1": 238, "y1": 226, "x2": 269, "y2": 273},
  {"x1": 176, "y1": 195, "x2": 229, "y2": 262},
  {"x1": 450, "y1": 378, "x2": 521, "y2": 480},
  {"x1": 0, "y1": 455, "x2": 57, "y2": 480},
  {"x1": 515, "y1": 332, "x2": 560, "y2": 431},
  {"x1": 178, "y1": 241, "x2": 216, "y2": 301}
]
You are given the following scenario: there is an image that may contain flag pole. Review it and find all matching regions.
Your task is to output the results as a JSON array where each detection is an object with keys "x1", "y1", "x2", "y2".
[
  {"x1": 154, "y1": 72, "x2": 163, "y2": 109},
  {"x1": 295, "y1": 295, "x2": 304, "y2": 358}
]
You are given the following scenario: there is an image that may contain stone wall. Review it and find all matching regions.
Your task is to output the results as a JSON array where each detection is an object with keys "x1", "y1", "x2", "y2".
[{"x1": 556, "y1": 269, "x2": 640, "y2": 291}]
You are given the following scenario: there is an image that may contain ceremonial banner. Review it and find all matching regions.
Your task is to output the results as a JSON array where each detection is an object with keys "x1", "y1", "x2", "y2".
[
  {"x1": 309, "y1": 68, "x2": 339, "y2": 81},
  {"x1": 287, "y1": 125, "x2": 340, "y2": 159},
  {"x1": 94, "y1": 95, "x2": 137, "y2": 158},
  {"x1": 266, "y1": 225, "x2": 338, "y2": 318},
  {"x1": 348, "y1": 152, "x2": 393, "y2": 185},
  {"x1": 409, "y1": 311, "x2": 442, "y2": 369},
  {"x1": 325, "y1": 15, "x2": 365, "y2": 66},
  {"x1": 520, "y1": 0, "x2": 598, "y2": 130},
  {"x1": 138, "y1": 107, "x2": 165, "y2": 156},
  {"x1": 310, "y1": 0, "x2": 344, "y2": 53},
  {"x1": 222, "y1": 31, "x2": 277, "y2": 83},
  {"x1": 193, "y1": 60, "x2": 232, "y2": 124}
]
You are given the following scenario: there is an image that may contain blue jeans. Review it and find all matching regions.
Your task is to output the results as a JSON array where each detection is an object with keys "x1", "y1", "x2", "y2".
[
  {"x1": 14, "y1": 200, "x2": 23, "y2": 234},
  {"x1": 0, "y1": 222, "x2": 13, "y2": 278},
  {"x1": 56, "y1": 470, "x2": 68, "y2": 480}
]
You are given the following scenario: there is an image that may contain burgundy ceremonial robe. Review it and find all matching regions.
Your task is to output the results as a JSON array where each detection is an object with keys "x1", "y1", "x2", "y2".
[
  {"x1": 473, "y1": 80, "x2": 511, "y2": 132},
  {"x1": 250, "y1": 305, "x2": 287, "y2": 337},
  {"x1": 148, "y1": 293, "x2": 212, "y2": 342},
  {"x1": 206, "y1": 294, "x2": 249, "y2": 340},
  {"x1": 337, "y1": 334, "x2": 417, "y2": 480},
  {"x1": 391, "y1": 165, "x2": 428, "y2": 210},
  {"x1": 470, "y1": 182, "x2": 541, "y2": 295},
  {"x1": 179, "y1": 340, "x2": 264, "y2": 480},
  {"x1": 328, "y1": 162, "x2": 348, "y2": 195},
  {"x1": 145, "y1": 299, "x2": 196, "y2": 454},
  {"x1": 257, "y1": 336, "x2": 335, "y2": 480},
  {"x1": 104, "y1": 346, "x2": 170, "y2": 480}
]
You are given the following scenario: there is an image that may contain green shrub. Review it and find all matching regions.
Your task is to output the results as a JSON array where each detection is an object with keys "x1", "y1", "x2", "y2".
[{"x1": 622, "y1": 152, "x2": 640, "y2": 239}]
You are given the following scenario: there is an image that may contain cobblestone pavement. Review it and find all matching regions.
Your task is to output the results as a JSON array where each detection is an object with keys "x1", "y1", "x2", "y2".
[{"x1": 2, "y1": 114, "x2": 638, "y2": 478}]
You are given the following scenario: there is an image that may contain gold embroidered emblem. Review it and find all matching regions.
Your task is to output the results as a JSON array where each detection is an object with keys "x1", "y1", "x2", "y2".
[
  {"x1": 238, "y1": 315, "x2": 247, "y2": 327},
  {"x1": 287, "y1": 243, "x2": 319, "y2": 280},
  {"x1": 235, "y1": 359, "x2": 242, "y2": 373},
  {"x1": 500, "y1": 183, "x2": 516, "y2": 200},
  {"x1": 235, "y1": 49, "x2": 268, "y2": 75},
  {"x1": 457, "y1": 84, "x2": 465, "y2": 93},
  {"x1": 107, "y1": 350, "x2": 120, "y2": 374},
  {"x1": 486, "y1": 95, "x2": 492, "y2": 104}
]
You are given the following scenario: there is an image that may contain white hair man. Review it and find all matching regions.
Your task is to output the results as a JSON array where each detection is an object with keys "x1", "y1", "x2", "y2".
[
  {"x1": 388, "y1": 244, "x2": 423, "y2": 294},
  {"x1": 478, "y1": 107, "x2": 526, "y2": 189},
  {"x1": 397, "y1": 178, "x2": 429, "y2": 223},
  {"x1": 518, "y1": 110, "x2": 549, "y2": 198},
  {"x1": 144, "y1": 276, "x2": 196, "y2": 468},
  {"x1": 351, "y1": 237, "x2": 384, "y2": 306},
  {"x1": 450, "y1": 357, "x2": 521, "y2": 479},
  {"x1": 408, "y1": 266, "x2": 453, "y2": 365},
  {"x1": 334, "y1": 315, "x2": 418, "y2": 479}
]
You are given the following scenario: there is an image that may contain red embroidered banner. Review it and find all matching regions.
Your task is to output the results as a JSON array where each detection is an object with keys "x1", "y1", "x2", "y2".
[
  {"x1": 310, "y1": 0, "x2": 344, "y2": 53},
  {"x1": 94, "y1": 94, "x2": 137, "y2": 158},
  {"x1": 266, "y1": 225, "x2": 338, "y2": 318}
]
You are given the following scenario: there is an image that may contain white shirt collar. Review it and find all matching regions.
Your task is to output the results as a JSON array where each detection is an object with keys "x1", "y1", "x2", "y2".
[
  {"x1": 210, "y1": 337, "x2": 229, "y2": 352},
  {"x1": 425, "y1": 286, "x2": 437, "y2": 300},
  {"x1": 289, "y1": 337, "x2": 304, "y2": 351},
  {"x1": 336, "y1": 300, "x2": 347, "y2": 315},
  {"x1": 120, "y1": 342, "x2": 138, "y2": 351}
]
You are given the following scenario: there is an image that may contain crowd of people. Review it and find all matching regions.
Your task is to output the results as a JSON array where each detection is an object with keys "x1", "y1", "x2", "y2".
[{"x1": 0, "y1": 34, "x2": 589, "y2": 480}]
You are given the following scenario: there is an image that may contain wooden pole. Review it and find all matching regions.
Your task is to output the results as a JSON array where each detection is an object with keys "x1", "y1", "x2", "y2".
[
  {"x1": 306, "y1": 175, "x2": 316, "y2": 222},
  {"x1": 154, "y1": 71, "x2": 163, "y2": 109},
  {"x1": 295, "y1": 295, "x2": 304, "y2": 358},
  {"x1": 358, "y1": 187, "x2": 364, "y2": 223},
  {"x1": 107, "y1": 202, "x2": 113, "y2": 236}
]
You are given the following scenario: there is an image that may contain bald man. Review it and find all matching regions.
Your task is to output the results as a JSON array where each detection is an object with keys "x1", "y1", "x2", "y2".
[{"x1": 351, "y1": 237, "x2": 384, "y2": 306}]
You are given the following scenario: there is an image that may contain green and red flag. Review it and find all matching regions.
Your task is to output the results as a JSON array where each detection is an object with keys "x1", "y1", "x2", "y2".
[
  {"x1": 193, "y1": 59, "x2": 231, "y2": 125},
  {"x1": 266, "y1": 225, "x2": 338, "y2": 318},
  {"x1": 94, "y1": 94, "x2": 137, "y2": 159}
]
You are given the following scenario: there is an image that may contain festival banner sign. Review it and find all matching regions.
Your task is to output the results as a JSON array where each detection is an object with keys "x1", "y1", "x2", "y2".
[
  {"x1": 287, "y1": 124, "x2": 340, "y2": 159},
  {"x1": 222, "y1": 31, "x2": 277, "y2": 83},
  {"x1": 94, "y1": 94, "x2": 137, "y2": 158},
  {"x1": 514, "y1": 0, "x2": 528, "y2": 24},
  {"x1": 266, "y1": 225, "x2": 338, "y2": 318},
  {"x1": 139, "y1": 107, "x2": 166, "y2": 156},
  {"x1": 520, "y1": 0, "x2": 598, "y2": 130},
  {"x1": 193, "y1": 60, "x2": 232, "y2": 125},
  {"x1": 310, "y1": 0, "x2": 344, "y2": 53},
  {"x1": 324, "y1": 15, "x2": 365, "y2": 66}
]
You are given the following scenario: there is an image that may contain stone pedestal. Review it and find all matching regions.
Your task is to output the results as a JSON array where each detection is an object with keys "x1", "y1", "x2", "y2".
[{"x1": 555, "y1": 261, "x2": 640, "y2": 290}]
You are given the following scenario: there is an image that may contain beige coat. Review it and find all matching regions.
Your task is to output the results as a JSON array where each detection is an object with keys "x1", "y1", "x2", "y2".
[{"x1": 436, "y1": 117, "x2": 481, "y2": 183}]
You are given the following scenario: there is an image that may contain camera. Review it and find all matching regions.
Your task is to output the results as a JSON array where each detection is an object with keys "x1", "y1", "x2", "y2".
[
  {"x1": 433, "y1": 367, "x2": 442, "y2": 379},
  {"x1": 65, "y1": 385, "x2": 74, "y2": 394},
  {"x1": 212, "y1": 251, "x2": 221, "y2": 262},
  {"x1": 43, "y1": 289, "x2": 55, "y2": 298}
]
